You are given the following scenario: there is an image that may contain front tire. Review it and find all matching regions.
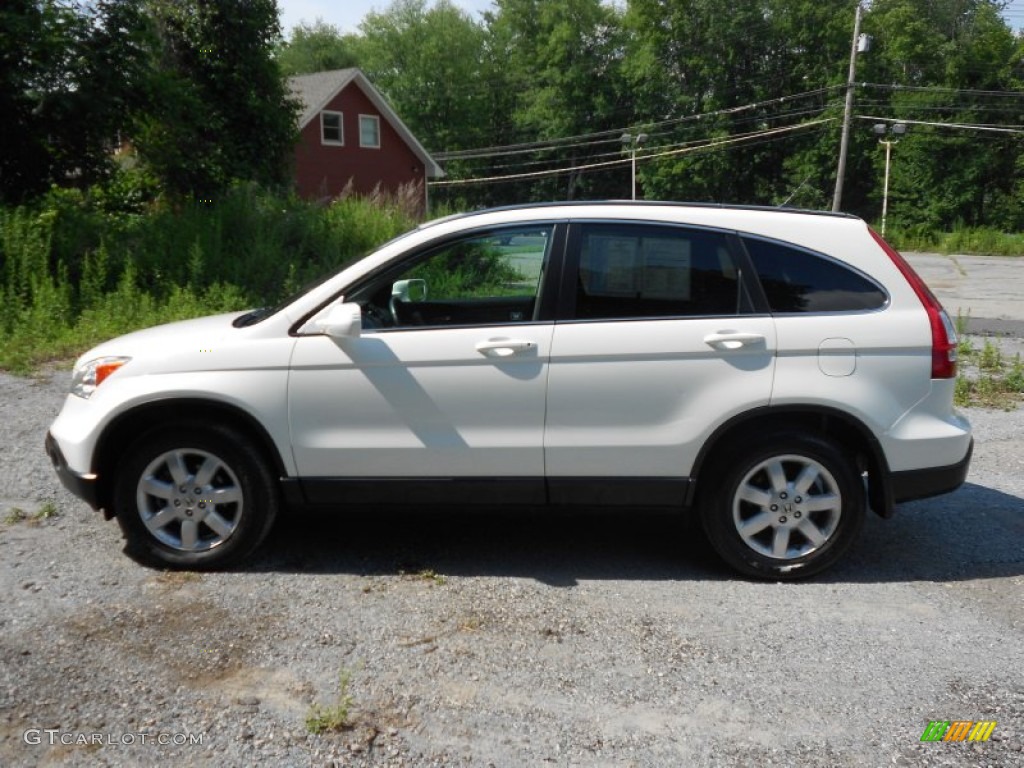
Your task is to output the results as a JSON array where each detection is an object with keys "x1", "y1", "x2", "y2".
[
  {"x1": 113, "y1": 424, "x2": 279, "y2": 569},
  {"x1": 701, "y1": 434, "x2": 865, "y2": 580}
]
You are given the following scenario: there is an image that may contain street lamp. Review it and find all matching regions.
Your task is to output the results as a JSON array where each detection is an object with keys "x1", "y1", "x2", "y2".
[
  {"x1": 873, "y1": 122, "x2": 907, "y2": 236},
  {"x1": 621, "y1": 132, "x2": 647, "y2": 200}
]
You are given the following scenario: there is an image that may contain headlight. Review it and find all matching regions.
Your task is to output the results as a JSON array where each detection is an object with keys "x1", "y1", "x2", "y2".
[{"x1": 71, "y1": 356, "x2": 131, "y2": 399}]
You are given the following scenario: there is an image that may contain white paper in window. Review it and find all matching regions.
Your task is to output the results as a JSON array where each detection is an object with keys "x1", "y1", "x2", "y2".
[
  {"x1": 584, "y1": 235, "x2": 639, "y2": 295},
  {"x1": 641, "y1": 237, "x2": 691, "y2": 300}
]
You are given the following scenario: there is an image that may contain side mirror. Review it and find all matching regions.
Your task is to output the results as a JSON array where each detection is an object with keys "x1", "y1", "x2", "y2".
[
  {"x1": 318, "y1": 302, "x2": 362, "y2": 339},
  {"x1": 392, "y1": 278, "x2": 427, "y2": 303}
]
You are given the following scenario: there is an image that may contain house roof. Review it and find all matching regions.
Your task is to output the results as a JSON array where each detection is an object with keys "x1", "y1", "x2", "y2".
[{"x1": 289, "y1": 68, "x2": 444, "y2": 179}]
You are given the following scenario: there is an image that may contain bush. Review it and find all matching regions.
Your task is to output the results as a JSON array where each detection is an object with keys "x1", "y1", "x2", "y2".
[{"x1": 0, "y1": 185, "x2": 416, "y2": 372}]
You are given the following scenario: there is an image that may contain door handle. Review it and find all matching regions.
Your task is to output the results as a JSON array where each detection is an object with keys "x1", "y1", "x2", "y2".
[
  {"x1": 703, "y1": 331, "x2": 765, "y2": 350},
  {"x1": 475, "y1": 339, "x2": 537, "y2": 358}
]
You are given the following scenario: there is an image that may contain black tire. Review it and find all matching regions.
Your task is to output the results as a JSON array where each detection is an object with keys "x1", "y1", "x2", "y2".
[
  {"x1": 113, "y1": 423, "x2": 279, "y2": 569},
  {"x1": 701, "y1": 433, "x2": 865, "y2": 580}
]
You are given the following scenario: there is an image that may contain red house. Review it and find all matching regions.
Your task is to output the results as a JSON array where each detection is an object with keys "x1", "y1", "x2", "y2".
[{"x1": 289, "y1": 69, "x2": 444, "y2": 211}]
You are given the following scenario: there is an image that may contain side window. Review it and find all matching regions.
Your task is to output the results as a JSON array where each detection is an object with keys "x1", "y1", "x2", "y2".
[
  {"x1": 573, "y1": 224, "x2": 744, "y2": 319},
  {"x1": 352, "y1": 227, "x2": 552, "y2": 329},
  {"x1": 743, "y1": 237, "x2": 887, "y2": 313},
  {"x1": 320, "y1": 111, "x2": 343, "y2": 145}
]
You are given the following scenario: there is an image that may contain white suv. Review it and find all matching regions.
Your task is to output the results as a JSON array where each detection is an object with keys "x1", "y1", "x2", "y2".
[{"x1": 46, "y1": 203, "x2": 972, "y2": 579}]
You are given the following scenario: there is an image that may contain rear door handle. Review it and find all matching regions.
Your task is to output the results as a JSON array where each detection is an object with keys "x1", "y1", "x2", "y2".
[
  {"x1": 703, "y1": 332, "x2": 765, "y2": 350},
  {"x1": 475, "y1": 339, "x2": 537, "y2": 358}
]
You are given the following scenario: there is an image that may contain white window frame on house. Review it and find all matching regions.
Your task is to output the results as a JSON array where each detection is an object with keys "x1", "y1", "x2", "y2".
[
  {"x1": 359, "y1": 114, "x2": 381, "y2": 149},
  {"x1": 321, "y1": 111, "x2": 344, "y2": 145}
]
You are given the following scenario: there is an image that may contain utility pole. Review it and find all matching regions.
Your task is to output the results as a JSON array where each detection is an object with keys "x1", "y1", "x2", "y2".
[
  {"x1": 832, "y1": 3, "x2": 863, "y2": 212},
  {"x1": 621, "y1": 133, "x2": 647, "y2": 200},
  {"x1": 874, "y1": 122, "x2": 907, "y2": 236}
]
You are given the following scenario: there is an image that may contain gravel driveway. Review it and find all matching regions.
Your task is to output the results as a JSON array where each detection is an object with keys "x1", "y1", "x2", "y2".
[{"x1": 2, "y1": 360, "x2": 1023, "y2": 766}]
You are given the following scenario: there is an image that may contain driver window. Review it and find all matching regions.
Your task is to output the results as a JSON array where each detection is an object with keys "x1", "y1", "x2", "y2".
[{"x1": 355, "y1": 227, "x2": 552, "y2": 329}]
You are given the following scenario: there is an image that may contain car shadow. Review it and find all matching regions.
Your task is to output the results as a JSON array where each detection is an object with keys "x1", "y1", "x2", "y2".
[{"x1": 246, "y1": 481, "x2": 1024, "y2": 585}]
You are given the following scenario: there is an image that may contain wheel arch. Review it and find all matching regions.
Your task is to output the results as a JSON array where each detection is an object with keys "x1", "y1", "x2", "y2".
[
  {"x1": 688, "y1": 405, "x2": 894, "y2": 518},
  {"x1": 92, "y1": 399, "x2": 289, "y2": 517}
]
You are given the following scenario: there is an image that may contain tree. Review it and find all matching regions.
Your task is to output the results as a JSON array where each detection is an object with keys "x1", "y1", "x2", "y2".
[
  {"x1": 135, "y1": 0, "x2": 299, "y2": 199},
  {"x1": 623, "y1": 0, "x2": 857, "y2": 207},
  {"x1": 0, "y1": 0, "x2": 150, "y2": 203},
  {"x1": 276, "y1": 19, "x2": 359, "y2": 76},
  {"x1": 862, "y1": 0, "x2": 1021, "y2": 230},
  {"x1": 481, "y1": 0, "x2": 628, "y2": 200},
  {"x1": 354, "y1": 0, "x2": 489, "y2": 153}
]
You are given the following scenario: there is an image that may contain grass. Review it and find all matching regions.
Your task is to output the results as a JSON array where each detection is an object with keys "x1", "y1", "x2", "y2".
[
  {"x1": 0, "y1": 184, "x2": 417, "y2": 373},
  {"x1": 889, "y1": 226, "x2": 1024, "y2": 257},
  {"x1": 306, "y1": 668, "x2": 355, "y2": 735},
  {"x1": 3, "y1": 501, "x2": 58, "y2": 524},
  {"x1": 954, "y1": 313, "x2": 1024, "y2": 409},
  {"x1": 401, "y1": 568, "x2": 447, "y2": 586}
]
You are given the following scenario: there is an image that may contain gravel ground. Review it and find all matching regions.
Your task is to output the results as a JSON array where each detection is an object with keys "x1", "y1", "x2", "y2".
[{"x1": 2, "y1": 360, "x2": 1023, "y2": 768}]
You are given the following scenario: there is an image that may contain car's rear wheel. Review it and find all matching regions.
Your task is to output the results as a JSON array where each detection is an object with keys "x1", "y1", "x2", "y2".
[
  {"x1": 113, "y1": 424, "x2": 278, "y2": 569},
  {"x1": 701, "y1": 434, "x2": 865, "y2": 579}
]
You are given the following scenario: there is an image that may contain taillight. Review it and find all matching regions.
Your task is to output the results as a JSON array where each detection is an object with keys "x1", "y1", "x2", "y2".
[{"x1": 870, "y1": 228, "x2": 957, "y2": 379}]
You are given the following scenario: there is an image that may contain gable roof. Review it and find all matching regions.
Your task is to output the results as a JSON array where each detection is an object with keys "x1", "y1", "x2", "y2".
[{"x1": 289, "y1": 68, "x2": 444, "y2": 179}]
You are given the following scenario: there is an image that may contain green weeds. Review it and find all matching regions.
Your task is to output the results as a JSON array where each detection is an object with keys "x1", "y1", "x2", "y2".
[
  {"x1": 3, "y1": 502, "x2": 59, "y2": 524},
  {"x1": 955, "y1": 334, "x2": 1024, "y2": 409},
  {"x1": 889, "y1": 225, "x2": 1024, "y2": 257},
  {"x1": 0, "y1": 185, "x2": 416, "y2": 372},
  {"x1": 306, "y1": 668, "x2": 355, "y2": 735}
]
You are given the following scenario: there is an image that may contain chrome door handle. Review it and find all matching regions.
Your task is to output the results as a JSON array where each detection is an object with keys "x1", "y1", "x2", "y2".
[
  {"x1": 703, "y1": 332, "x2": 765, "y2": 350},
  {"x1": 475, "y1": 339, "x2": 537, "y2": 358}
]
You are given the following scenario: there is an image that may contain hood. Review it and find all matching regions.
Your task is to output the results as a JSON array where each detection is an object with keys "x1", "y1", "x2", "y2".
[{"x1": 74, "y1": 311, "x2": 249, "y2": 368}]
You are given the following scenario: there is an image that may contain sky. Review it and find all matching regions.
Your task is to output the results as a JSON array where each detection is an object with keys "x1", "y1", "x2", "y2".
[
  {"x1": 278, "y1": 0, "x2": 496, "y2": 34},
  {"x1": 278, "y1": 0, "x2": 1024, "y2": 35}
]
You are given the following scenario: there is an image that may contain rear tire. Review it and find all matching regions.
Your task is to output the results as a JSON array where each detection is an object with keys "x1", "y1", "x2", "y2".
[
  {"x1": 113, "y1": 424, "x2": 279, "y2": 569},
  {"x1": 701, "y1": 434, "x2": 865, "y2": 580}
]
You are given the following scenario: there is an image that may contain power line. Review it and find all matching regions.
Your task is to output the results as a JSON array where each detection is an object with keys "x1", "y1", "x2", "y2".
[
  {"x1": 860, "y1": 83, "x2": 1024, "y2": 99},
  {"x1": 855, "y1": 115, "x2": 1024, "y2": 135},
  {"x1": 430, "y1": 120, "x2": 834, "y2": 187},
  {"x1": 434, "y1": 86, "x2": 842, "y2": 160}
]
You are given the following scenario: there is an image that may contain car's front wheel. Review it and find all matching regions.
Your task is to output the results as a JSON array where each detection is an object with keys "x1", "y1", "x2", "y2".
[
  {"x1": 113, "y1": 424, "x2": 279, "y2": 569},
  {"x1": 702, "y1": 434, "x2": 865, "y2": 579}
]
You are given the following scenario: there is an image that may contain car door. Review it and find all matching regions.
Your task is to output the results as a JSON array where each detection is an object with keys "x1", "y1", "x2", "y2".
[
  {"x1": 287, "y1": 223, "x2": 562, "y2": 505},
  {"x1": 543, "y1": 221, "x2": 777, "y2": 505}
]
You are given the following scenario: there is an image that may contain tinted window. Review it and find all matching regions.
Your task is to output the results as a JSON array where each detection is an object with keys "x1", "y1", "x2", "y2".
[
  {"x1": 573, "y1": 224, "x2": 744, "y2": 319},
  {"x1": 744, "y1": 238, "x2": 887, "y2": 313},
  {"x1": 350, "y1": 226, "x2": 551, "y2": 328}
]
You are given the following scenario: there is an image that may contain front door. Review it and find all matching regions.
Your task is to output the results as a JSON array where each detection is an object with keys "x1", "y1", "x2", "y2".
[{"x1": 287, "y1": 224, "x2": 560, "y2": 504}]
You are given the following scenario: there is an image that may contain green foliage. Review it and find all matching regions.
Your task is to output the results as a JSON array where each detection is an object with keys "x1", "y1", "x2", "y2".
[
  {"x1": 305, "y1": 668, "x2": 354, "y2": 735},
  {"x1": 137, "y1": 0, "x2": 299, "y2": 199},
  {"x1": 955, "y1": 338, "x2": 1024, "y2": 410},
  {"x1": 276, "y1": 19, "x2": 359, "y2": 76},
  {"x1": 0, "y1": 0, "x2": 150, "y2": 203},
  {"x1": 354, "y1": 0, "x2": 490, "y2": 152},
  {"x1": 0, "y1": 186, "x2": 414, "y2": 373},
  {"x1": 888, "y1": 226, "x2": 1024, "y2": 256}
]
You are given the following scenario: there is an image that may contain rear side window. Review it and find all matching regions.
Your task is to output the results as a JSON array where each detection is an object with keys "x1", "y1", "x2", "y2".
[
  {"x1": 743, "y1": 237, "x2": 887, "y2": 313},
  {"x1": 573, "y1": 223, "x2": 747, "y2": 319}
]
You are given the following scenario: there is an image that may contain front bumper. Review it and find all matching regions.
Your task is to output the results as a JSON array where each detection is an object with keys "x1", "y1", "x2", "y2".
[
  {"x1": 891, "y1": 437, "x2": 973, "y2": 504},
  {"x1": 45, "y1": 431, "x2": 101, "y2": 510}
]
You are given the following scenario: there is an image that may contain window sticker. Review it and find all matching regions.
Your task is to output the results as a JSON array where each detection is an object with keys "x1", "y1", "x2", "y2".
[{"x1": 582, "y1": 235, "x2": 691, "y2": 300}]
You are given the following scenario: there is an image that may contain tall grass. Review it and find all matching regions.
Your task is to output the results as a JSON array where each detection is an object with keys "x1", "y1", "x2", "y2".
[
  {"x1": 0, "y1": 184, "x2": 416, "y2": 373},
  {"x1": 887, "y1": 223, "x2": 1024, "y2": 256}
]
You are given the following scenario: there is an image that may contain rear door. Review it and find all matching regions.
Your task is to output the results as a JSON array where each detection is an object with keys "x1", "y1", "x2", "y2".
[{"x1": 543, "y1": 221, "x2": 776, "y2": 505}]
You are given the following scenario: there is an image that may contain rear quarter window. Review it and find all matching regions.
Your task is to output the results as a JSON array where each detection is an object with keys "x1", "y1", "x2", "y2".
[{"x1": 743, "y1": 237, "x2": 887, "y2": 313}]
